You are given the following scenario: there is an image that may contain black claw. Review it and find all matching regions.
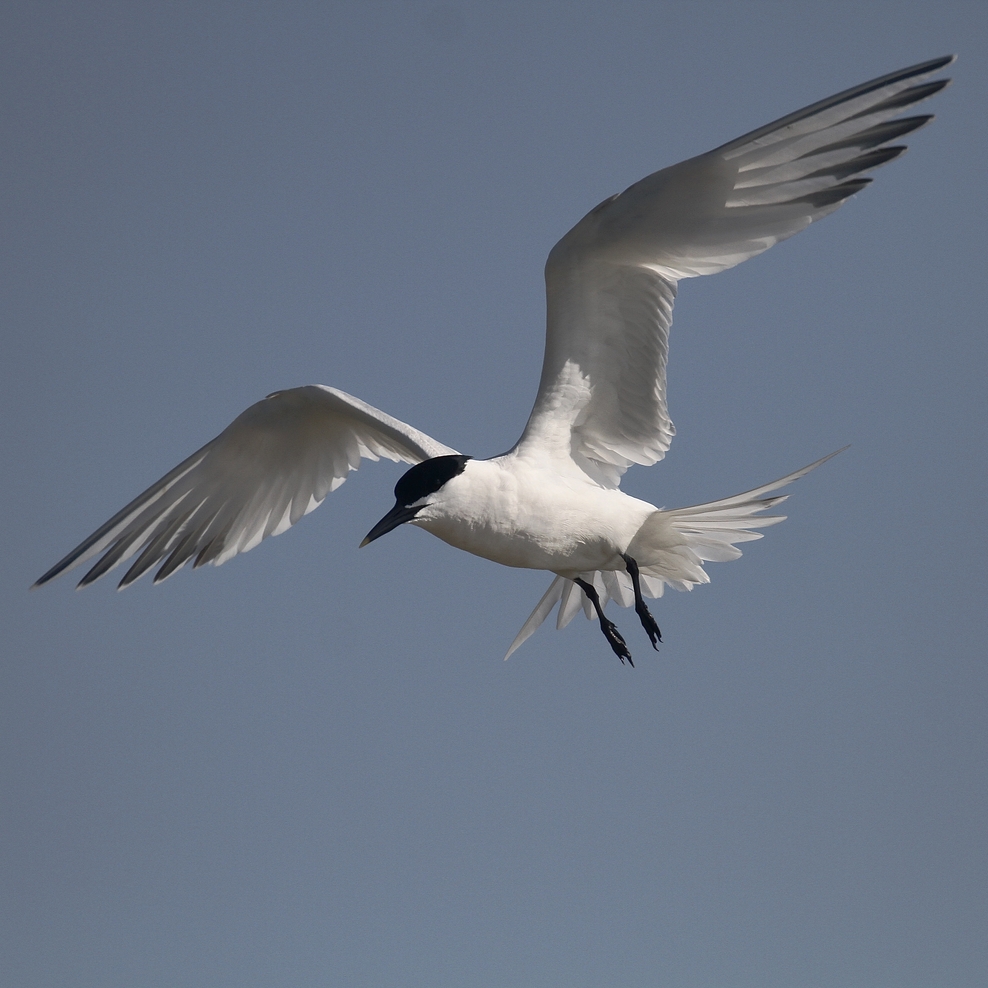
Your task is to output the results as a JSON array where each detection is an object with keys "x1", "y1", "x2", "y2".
[
  {"x1": 622, "y1": 553, "x2": 662, "y2": 651},
  {"x1": 602, "y1": 617, "x2": 634, "y2": 666},
  {"x1": 636, "y1": 602, "x2": 662, "y2": 650},
  {"x1": 575, "y1": 577, "x2": 634, "y2": 667}
]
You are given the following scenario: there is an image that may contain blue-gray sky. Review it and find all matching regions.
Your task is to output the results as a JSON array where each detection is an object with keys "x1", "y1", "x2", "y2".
[{"x1": 4, "y1": 3, "x2": 986, "y2": 986}]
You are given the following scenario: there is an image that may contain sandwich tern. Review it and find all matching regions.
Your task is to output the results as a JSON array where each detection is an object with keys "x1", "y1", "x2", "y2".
[{"x1": 34, "y1": 56, "x2": 953, "y2": 663}]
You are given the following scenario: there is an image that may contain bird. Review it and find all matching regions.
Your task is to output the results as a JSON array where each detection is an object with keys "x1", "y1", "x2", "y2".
[{"x1": 34, "y1": 56, "x2": 953, "y2": 664}]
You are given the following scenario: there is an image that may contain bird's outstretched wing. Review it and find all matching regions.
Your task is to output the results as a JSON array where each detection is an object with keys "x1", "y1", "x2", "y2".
[
  {"x1": 515, "y1": 56, "x2": 954, "y2": 487},
  {"x1": 34, "y1": 386, "x2": 457, "y2": 589}
]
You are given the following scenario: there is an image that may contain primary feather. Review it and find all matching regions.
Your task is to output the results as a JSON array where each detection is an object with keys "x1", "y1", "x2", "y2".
[
  {"x1": 515, "y1": 56, "x2": 952, "y2": 488},
  {"x1": 33, "y1": 387, "x2": 456, "y2": 589}
]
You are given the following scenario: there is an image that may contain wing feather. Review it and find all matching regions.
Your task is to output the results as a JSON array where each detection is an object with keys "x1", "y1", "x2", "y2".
[
  {"x1": 34, "y1": 385, "x2": 457, "y2": 588},
  {"x1": 515, "y1": 57, "x2": 952, "y2": 486}
]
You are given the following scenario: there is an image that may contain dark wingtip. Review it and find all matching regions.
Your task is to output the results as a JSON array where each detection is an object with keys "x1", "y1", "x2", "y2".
[
  {"x1": 918, "y1": 54, "x2": 955, "y2": 71},
  {"x1": 795, "y1": 177, "x2": 872, "y2": 208},
  {"x1": 906, "y1": 54, "x2": 956, "y2": 75},
  {"x1": 803, "y1": 145, "x2": 907, "y2": 184},
  {"x1": 31, "y1": 564, "x2": 68, "y2": 591}
]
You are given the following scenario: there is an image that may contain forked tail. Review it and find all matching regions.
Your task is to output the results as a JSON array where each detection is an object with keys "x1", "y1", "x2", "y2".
[{"x1": 504, "y1": 448, "x2": 846, "y2": 658}]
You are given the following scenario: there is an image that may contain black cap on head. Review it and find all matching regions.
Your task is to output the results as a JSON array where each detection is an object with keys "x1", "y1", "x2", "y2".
[
  {"x1": 360, "y1": 454, "x2": 471, "y2": 547},
  {"x1": 394, "y1": 454, "x2": 471, "y2": 507}
]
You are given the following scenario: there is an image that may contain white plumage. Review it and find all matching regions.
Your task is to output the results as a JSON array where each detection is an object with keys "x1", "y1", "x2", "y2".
[{"x1": 35, "y1": 57, "x2": 953, "y2": 662}]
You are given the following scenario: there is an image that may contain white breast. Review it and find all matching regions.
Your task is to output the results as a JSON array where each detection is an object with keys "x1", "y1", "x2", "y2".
[{"x1": 412, "y1": 454, "x2": 657, "y2": 574}]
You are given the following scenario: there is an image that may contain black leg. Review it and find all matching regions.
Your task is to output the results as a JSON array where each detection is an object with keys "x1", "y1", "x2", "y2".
[
  {"x1": 574, "y1": 577, "x2": 633, "y2": 666},
  {"x1": 621, "y1": 553, "x2": 662, "y2": 650}
]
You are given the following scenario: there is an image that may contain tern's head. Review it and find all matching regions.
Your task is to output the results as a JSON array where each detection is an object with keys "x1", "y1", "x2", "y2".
[{"x1": 360, "y1": 454, "x2": 471, "y2": 547}]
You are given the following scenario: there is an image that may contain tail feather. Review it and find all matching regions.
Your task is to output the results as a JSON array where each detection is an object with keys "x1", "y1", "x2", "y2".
[
  {"x1": 504, "y1": 449, "x2": 845, "y2": 658},
  {"x1": 504, "y1": 576, "x2": 565, "y2": 659},
  {"x1": 669, "y1": 448, "x2": 845, "y2": 517}
]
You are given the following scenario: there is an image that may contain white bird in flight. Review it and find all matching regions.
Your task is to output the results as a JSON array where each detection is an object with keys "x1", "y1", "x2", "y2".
[{"x1": 35, "y1": 56, "x2": 953, "y2": 664}]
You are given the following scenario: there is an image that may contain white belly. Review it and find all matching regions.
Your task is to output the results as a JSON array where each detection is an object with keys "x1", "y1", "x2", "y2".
[{"x1": 412, "y1": 455, "x2": 656, "y2": 574}]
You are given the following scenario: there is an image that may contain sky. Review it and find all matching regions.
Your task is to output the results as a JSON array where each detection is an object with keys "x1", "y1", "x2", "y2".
[{"x1": 3, "y1": 3, "x2": 986, "y2": 986}]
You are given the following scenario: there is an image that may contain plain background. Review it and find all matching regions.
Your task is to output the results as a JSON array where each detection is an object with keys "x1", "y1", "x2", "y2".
[{"x1": 3, "y1": 3, "x2": 986, "y2": 986}]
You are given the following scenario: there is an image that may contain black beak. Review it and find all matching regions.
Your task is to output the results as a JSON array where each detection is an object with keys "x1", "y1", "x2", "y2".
[{"x1": 359, "y1": 502, "x2": 420, "y2": 547}]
